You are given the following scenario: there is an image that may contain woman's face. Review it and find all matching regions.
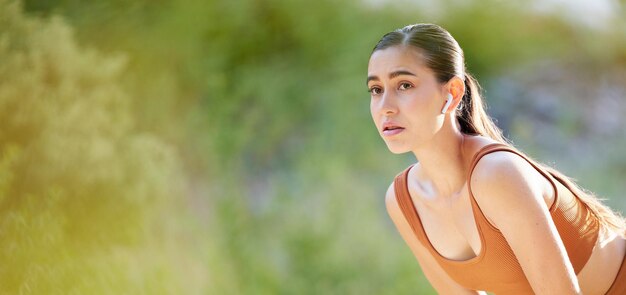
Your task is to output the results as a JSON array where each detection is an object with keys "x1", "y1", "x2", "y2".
[{"x1": 367, "y1": 45, "x2": 447, "y2": 154}]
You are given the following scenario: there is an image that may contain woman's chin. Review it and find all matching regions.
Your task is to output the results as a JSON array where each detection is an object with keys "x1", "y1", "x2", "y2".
[{"x1": 386, "y1": 144, "x2": 410, "y2": 154}]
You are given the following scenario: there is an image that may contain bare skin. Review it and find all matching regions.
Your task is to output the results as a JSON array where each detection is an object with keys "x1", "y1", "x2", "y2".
[{"x1": 368, "y1": 45, "x2": 626, "y2": 294}]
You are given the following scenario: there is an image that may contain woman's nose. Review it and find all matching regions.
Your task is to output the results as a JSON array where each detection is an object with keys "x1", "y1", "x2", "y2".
[{"x1": 380, "y1": 92, "x2": 398, "y2": 115}]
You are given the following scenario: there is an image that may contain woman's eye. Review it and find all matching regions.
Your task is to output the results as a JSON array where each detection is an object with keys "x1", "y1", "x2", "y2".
[
  {"x1": 399, "y1": 83, "x2": 413, "y2": 90},
  {"x1": 368, "y1": 87, "x2": 382, "y2": 95}
]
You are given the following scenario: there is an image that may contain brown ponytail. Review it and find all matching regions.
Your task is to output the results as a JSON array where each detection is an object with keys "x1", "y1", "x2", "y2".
[
  {"x1": 457, "y1": 72, "x2": 510, "y2": 145},
  {"x1": 372, "y1": 23, "x2": 626, "y2": 237}
]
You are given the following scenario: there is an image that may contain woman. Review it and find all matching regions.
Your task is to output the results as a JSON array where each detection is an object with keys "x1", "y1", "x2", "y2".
[{"x1": 368, "y1": 23, "x2": 626, "y2": 294}]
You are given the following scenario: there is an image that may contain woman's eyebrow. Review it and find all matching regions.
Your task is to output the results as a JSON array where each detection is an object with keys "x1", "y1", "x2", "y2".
[{"x1": 366, "y1": 70, "x2": 417, "y2": 85}]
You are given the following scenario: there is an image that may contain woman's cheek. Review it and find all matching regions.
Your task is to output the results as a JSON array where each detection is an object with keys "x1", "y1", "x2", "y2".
[{"x1": 403, "y1": 92, "x2": 425, "y2": 112}]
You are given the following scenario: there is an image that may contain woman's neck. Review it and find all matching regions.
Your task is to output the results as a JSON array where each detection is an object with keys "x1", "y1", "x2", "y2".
[{"x1": 410, "y1": 130, "x2": 468, "y2": 202}]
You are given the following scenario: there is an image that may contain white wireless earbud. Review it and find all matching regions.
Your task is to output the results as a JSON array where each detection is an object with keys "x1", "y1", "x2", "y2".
[{"x1": 441, "y1": 93, "x2": 453, "y2": 114}]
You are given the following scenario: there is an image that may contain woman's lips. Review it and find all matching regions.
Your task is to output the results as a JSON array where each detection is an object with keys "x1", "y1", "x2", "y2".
[{"x1": 382, "y1": 128, "x2": 405, "y2": 136}]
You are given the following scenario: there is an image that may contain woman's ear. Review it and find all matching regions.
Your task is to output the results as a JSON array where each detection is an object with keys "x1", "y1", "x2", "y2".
[{"x1": 446, "y1": 76, "x2": 466, "y2": 109}]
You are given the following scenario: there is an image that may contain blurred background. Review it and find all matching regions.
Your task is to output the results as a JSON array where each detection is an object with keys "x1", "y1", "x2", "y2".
[{"x1": 0, "y1": 0, "x2": 624, "y2": 294}]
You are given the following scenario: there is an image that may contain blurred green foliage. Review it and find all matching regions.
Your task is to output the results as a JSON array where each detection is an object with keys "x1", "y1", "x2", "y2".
[
  {"x1": 0, "y1": 1, "x2": 195, "y2": 293},
  {"x1": 1, "y1": 0, "x2": 624, "y2": 293}
]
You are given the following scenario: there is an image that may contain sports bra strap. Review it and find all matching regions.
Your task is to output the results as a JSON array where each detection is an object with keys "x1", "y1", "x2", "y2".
[{"x1": 393, "y1": 164, "x2": 430, "y2": 246}]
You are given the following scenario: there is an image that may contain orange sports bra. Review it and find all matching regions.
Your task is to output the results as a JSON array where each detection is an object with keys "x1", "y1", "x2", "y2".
[{"x1": 393, "y1": 142, "x2": 600, "y2": 294}]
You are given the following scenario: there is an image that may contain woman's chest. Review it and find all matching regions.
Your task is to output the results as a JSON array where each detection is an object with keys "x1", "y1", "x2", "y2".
[
  {"x1": 409, "y1": 174, "x2": 556, "y2": 262},
  {"x1": 409, "y1": 183, "x2": 484, "y2": 261}
]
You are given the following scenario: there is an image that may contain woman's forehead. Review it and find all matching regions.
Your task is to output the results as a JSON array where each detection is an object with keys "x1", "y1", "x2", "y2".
[{"x1": 368, "y1": 47, "x2": 430, "y2": 79}]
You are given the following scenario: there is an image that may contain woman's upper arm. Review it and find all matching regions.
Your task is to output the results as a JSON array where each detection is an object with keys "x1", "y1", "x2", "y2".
[
  {"x1": 385, "y1": 183, "x2": 484, "y2": 295},
  {"x1": 470, "y1": 152, "x2": 582, "y2": 295}
]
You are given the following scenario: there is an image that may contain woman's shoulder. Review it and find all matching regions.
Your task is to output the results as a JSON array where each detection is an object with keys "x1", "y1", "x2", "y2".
[
  {"x1": 470, "y1": 150, "x2": 534, "y2": 186},
  {"x1": 465, "y1": 134, "x2": 542, "y2": 191},
  {"x1": 462, "y1": 134, "x2": 505, "y2": 156},
  {"x1": 468, "y1": 144, "x2": 554, "y2": 222}
]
